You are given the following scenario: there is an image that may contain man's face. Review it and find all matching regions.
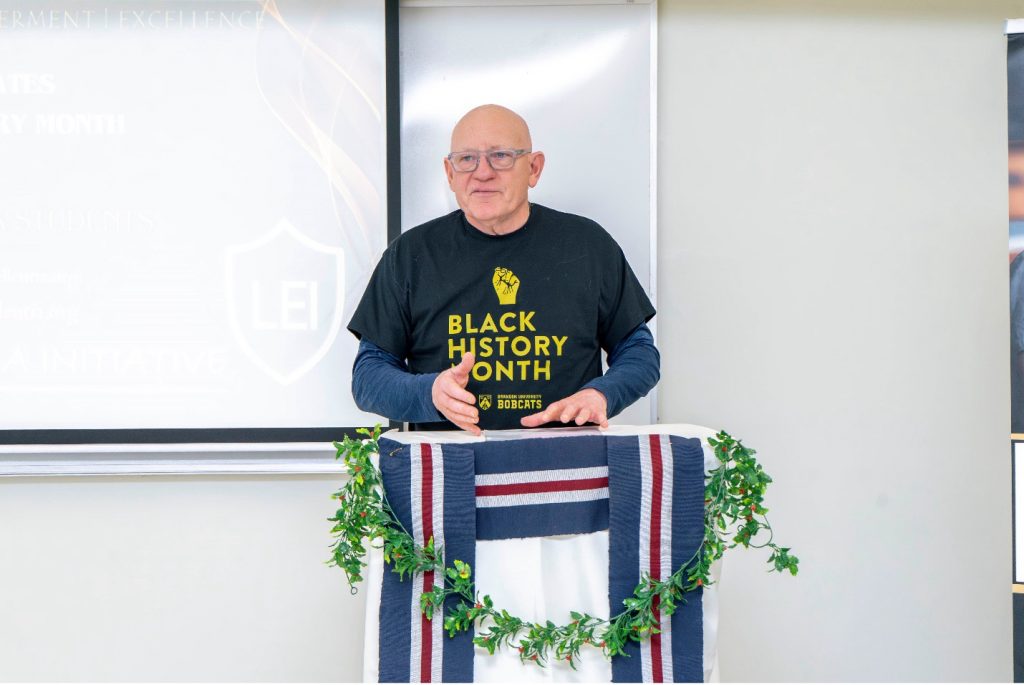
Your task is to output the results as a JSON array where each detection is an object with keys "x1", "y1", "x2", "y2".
[{"x1": 445, "y1": 107, "x2": 544, "y2": 233}]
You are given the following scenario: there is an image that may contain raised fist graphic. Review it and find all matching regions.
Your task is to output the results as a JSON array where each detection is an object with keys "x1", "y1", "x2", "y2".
[{"x1": 492, "y1": 267, "x2": 520, "y2": 305}]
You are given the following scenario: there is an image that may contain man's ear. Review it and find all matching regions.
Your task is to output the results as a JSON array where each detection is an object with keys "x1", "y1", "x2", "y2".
[
  {"x1": 444, "y1": 158, "x2": 456, "y2": 189},
  {"x1": 527, "y1": 151, "x2": 545, "y2": 188}
]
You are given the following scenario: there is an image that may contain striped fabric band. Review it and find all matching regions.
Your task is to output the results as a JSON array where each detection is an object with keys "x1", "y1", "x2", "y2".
[
  {"x1": 473, "y1": 437, "x2": 611, "y2": 540},
  {"x1": 377, "y1": 438, "x2": 475, "y2": 683},
  {"x1": 639, "y1": 435, "x2": 675, "y2": 682},
  {"x1": 409, "y1": 443, "x2": 445, "y2": 682},
  {"x1": 475, "y1": 465, "x2": 609, "y2": 508},
  {"x1": 609, "y1": 433, "x2": 705, "y2": 683}
]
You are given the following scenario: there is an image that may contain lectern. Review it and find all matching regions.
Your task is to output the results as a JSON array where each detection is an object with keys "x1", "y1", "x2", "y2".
[{"x1": 361, "y1": 425, "x2": 721, "y2": 683}]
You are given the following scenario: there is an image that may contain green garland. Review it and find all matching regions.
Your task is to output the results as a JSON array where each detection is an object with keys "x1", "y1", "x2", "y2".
[{"x1": 327, "y1": 426, "x2": 798, "y2": 668}]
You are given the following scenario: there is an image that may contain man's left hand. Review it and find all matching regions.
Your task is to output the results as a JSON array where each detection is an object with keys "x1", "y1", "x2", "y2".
[{"x1": 520, "y1": 388, "x2": 609, "y2": 429}]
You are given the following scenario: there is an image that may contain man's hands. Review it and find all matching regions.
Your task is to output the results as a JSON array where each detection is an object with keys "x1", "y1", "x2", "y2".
[
  {"x1": 520, "y1": 388, "x2": 609, "y2": 429},
  {"x1": 433, "y1": 357, "x2": 608, "y2": 434},
  {"x1": 431, "y1": 353, "x2": 480, "y2": 436}
]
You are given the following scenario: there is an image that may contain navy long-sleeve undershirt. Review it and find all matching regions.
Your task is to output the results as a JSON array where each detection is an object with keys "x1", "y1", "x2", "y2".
[{"x1": 350, "y1": 324, "x2": 660, "y2": 425}]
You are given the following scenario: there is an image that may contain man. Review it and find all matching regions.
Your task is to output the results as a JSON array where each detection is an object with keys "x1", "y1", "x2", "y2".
[{"x1": 347, "y1": 105, "x2": 659, "y2": 434}]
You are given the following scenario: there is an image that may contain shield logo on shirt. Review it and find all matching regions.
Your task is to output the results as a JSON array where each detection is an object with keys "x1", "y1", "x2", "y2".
[
  {"x1": 479, "y1": 395, "x2": 493, "y2": 411},
  {"x1": 225, "y1": 219, "x2": 345, "y2": 385}
]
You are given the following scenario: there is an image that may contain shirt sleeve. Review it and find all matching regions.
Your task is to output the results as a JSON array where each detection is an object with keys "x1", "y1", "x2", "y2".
[
  {"x1": 346, "y1": 243, "x2": 412, "y2": 359},
  {"x1": 351, "y1": 339, "x2": 443, "y2": 423},
  {"x1": 582, "y1": 323, "x2": 660, "y2": 418},
  {"x1": 597, "y1": 239, "x2": 656, "y2": 353}
]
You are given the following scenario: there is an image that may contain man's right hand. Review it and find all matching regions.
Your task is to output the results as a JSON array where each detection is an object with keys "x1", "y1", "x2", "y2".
[{"x1": 431, "y1": 353, "x2": 480, "y2": 435}]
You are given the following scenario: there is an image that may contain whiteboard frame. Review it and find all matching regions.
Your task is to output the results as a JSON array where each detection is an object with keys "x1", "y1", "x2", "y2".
[{"x1": 648, "y1": 0, "x2": 659, "y2": 423}]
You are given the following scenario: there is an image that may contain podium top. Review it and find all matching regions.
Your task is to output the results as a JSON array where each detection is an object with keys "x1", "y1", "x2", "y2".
[{"x1": 382, "y1": 423, "x2": 719, "y2": 445}]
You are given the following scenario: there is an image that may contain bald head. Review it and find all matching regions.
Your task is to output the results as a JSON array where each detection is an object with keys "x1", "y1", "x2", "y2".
[{"x1": 450, "y1": 104, "x2": 532, "y2": 151}]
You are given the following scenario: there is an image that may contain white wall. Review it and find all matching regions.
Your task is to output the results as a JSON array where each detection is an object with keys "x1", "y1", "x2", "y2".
[
  {"x1": 657, "y1": 0, "x2": 1016, "y2": 680},
  {"x1": 0, "y1": 474, "x2": 365, "y2": 681}
]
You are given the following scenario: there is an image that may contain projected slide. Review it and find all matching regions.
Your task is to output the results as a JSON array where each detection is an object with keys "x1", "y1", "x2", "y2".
[{"x1": 0, "y1": 1, "x2": 387, "y2": 433}]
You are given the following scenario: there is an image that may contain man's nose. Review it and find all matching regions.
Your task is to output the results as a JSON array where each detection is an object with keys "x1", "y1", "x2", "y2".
[{"x1": 472, "y1": 155, "x2": 498, "y2": 179}]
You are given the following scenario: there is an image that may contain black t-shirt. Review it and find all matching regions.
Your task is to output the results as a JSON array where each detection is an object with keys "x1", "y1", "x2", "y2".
[{"x1": 347, "y1": 204, "x2": 655, "y2": 430}]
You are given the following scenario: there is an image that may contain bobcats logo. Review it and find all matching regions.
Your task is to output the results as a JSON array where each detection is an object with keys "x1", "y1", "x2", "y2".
[
  {"x1": 478, "y1": 395, "x2": 493, "y2": 410},
  {"x1": 492, "y1": 267, "x2": 520, "y2": 305}
]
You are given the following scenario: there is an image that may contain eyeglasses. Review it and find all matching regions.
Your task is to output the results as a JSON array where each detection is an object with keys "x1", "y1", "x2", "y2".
[{"x1": 446, "y1": 148, "x2": 531, "y2": 172}]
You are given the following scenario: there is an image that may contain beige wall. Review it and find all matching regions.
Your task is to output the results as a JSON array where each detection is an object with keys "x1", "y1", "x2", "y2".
[{"x1": 657, "y1": 0, "x2": 1019, "y2": 680}]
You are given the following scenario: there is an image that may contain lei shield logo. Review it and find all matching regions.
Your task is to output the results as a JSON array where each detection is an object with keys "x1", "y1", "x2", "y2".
[
  {"x1": 492, "y1": 266, "x2": 520, "y2": 305},
  {"x1": 478, "y1": 394, "x2": 493, "y2": 410},
  {"x1": 225, "y1": 219, "x2": 345, "y2": 385}
]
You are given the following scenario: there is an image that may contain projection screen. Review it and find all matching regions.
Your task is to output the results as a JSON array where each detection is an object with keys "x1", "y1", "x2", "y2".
[{"x1": 0, "y1": 1, "x2": 389, "y2": 445}]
